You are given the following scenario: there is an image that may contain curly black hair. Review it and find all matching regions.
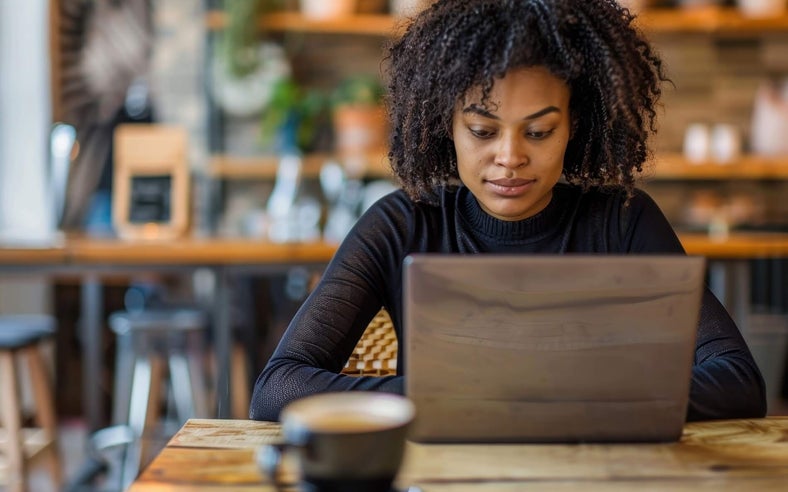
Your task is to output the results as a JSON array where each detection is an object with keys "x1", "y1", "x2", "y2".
[{"x1": 384, "y1": 0, "x2": 669, "y2": 204}]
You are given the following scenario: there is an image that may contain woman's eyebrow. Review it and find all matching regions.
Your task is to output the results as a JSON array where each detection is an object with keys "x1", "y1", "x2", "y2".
[{"x1": 462, "y1": 104, "x2": 561, "y2": 121}]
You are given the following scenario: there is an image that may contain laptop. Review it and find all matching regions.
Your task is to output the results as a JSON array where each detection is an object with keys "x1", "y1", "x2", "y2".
[{"x1": 403, "y1": 254, "x2": 706, "y2": 443}]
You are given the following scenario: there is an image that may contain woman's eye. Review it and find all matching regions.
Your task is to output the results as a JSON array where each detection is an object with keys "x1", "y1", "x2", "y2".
[
  {"x1": 469, "y1": 127, "x2": 495, "y2": 139},
  {"x1": 526, "y1": 129, "x2": 555, "y2": 140}
]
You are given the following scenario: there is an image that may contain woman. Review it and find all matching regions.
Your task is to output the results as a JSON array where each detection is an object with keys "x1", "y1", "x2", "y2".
[{"x1": 250, "y1": 0, "x2": 766, "y2": 422}]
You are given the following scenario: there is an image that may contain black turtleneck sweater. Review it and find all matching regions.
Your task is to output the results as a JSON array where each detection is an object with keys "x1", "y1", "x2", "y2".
[{"x1": 250, "y1": 183, "x2": 767, "y2": 422}]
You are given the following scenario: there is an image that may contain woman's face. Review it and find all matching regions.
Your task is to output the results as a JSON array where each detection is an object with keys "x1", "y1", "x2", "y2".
[{"x1": 451, "y1": 66, "x2": 571, "y2": 222}]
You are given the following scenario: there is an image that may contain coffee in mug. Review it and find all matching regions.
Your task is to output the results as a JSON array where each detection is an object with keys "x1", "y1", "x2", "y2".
[{"x1": 258, "y1": 392, "x2": 415, "y2": 492}]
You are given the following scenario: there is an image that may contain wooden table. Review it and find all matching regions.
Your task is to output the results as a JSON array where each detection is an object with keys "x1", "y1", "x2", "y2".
[
  {"x1": 1, "y1": 233, "x2": 787, "y2": 429},
  {"x1": 129, "y1": 417, "x2": 788, "y2": 491}
]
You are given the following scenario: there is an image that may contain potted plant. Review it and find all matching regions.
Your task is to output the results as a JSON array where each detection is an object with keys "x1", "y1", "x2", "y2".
[
  {"x1": 259, "y1": 77, "x2": 332, "y2": 154},
  {"x1": 331, "y1": 74, "x2": 388, "y2": 168},
  {"x1": 212, "y1": 0, "x2": 290, "y2": 118}
]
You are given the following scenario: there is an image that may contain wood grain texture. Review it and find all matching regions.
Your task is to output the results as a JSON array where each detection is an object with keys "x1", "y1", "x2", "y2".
[{"x1": 129, "y1": 418, "x2": 788, "y2": 491}]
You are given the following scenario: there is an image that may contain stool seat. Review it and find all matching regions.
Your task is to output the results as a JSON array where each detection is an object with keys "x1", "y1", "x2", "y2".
[
  {"x1": 0, "y1": 315, "x2": 55, "y2": 349},
  {"x1": 109, "y1": 308, "x2": 207, "y2": 335}
]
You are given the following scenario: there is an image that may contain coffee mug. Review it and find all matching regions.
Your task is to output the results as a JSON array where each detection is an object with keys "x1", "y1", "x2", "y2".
[{"x1": 257, "y1": 392, "x2": 416, "y2": 492}]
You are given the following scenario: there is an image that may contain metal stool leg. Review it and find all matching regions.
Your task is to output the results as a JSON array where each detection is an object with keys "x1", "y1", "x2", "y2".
[
  {"x1": 127, "y1": 356, "x2": 153, "y2": 440},
  {"x1": 123, "y1": 354, "x2": 164, "y2": 490},
  {"x1": 122, "y1": 355, "x2": 151, "y2": 491},
  {"x1": 168, "y1": 353, "x2": 196, "y2": 423},
  {"x1": 112, "y1": 332, "x2": 135, "y2": 425},
  {"x1": 187, "y1": 333, "x2": 209, "y2": 418}
]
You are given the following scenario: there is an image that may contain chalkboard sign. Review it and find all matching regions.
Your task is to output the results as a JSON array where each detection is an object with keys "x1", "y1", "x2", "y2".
[
  {"x1": 129, "y1": 175, "x2": 172, "y2": 223},
  {"x1": 113, "y1": 124, "x2": 190, "y2": 240}
]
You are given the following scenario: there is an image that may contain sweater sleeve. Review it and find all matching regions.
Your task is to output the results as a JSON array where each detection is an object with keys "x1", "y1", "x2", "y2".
[
  {"x1": 249, "y1": 193, "x2": 411, "y2": 421},
  {"x1": 621, "y1": 190, "x2": 767, "y2": 421}
]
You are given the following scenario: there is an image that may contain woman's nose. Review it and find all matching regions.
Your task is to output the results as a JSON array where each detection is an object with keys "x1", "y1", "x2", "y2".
[{"x1": 494, "y1": 134, "x2": 528, "y2": 168}]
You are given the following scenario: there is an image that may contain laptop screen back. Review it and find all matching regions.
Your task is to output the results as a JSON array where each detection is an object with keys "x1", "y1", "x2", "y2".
[{"x1": 403, "y1": 254, "x2": 705, "y2": 443}]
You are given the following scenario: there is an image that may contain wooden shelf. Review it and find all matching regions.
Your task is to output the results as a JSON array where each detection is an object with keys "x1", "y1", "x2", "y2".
[
  {"x1": 205, "y1": 11, "x2": 399, "y2": 36},
  {"x1": 209, "y1": 153, "x2": 392, "y2": 180},
  {"x1": 205, "y1": 8, "x2": 788, "y2": 36},
  {"x1": 637, "y1": 7, "x2": 788, "y2": 34},
  {"x1": 647, "y1": 154, "x2": 788, "y2": 180},
  {"x1": 211, "y1": 152, "x2": 787, "y2": 181}
]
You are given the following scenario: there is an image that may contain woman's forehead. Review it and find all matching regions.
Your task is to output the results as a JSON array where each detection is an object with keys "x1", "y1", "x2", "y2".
[{"x1": 459, "y1": 66, "x2": 570, "y2": 106}]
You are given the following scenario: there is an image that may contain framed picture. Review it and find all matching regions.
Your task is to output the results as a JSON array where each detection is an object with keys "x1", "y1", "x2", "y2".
[{"x1": 112, "y1": 124, "x2": 190, "y2": 240}]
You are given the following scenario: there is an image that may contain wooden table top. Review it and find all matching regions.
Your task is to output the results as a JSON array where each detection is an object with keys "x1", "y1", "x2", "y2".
[
  {"x1": 1, "y1": 232, "x2": 787, "y2": 266},
  {"x1": 129, "y1": 417, "x2": 788, "y2": 491}
]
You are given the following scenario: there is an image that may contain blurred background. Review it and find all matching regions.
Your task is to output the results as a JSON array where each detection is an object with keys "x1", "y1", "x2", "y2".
[{"x1": 1, "y1": 0, "x2": 787, "y2": 490}]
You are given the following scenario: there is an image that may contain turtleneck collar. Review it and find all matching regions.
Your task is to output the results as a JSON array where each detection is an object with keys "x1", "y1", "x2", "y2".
[{"x1": 456, "y1": 183, "x2": 573, "y2": 243}]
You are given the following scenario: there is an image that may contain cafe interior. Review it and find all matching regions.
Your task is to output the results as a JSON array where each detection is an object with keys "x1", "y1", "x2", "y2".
[{"x1": 1, "y1": 0, "x2": 788, "y2": 491}]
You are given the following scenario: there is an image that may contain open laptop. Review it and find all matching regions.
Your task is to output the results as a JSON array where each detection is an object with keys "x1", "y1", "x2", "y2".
[{"x1": 403, "y1": 254, "x2": 706, "y2": 443}]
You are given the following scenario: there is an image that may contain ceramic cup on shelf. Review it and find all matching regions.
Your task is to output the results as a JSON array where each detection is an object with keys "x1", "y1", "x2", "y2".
[
  {"x1": 710, "y1": 124, "x2": 742, "y2": 164},
  {"x1": 736, "y1": 0, "x2": 787, "y2": 18},
  {"x1": 299, "y1": 0, "x2": 357, "y2": 19},
  {"x1": 683, "y1": 123, "x2": 711, "y2": 164},
  {"x1": 257, "y1": 392, "x2": 415, "y2": 492}
]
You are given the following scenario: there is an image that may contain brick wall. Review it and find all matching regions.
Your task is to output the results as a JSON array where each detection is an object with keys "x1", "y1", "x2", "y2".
[{"x1": 645, "y1": 32, "x2": 788, "y2": 230}]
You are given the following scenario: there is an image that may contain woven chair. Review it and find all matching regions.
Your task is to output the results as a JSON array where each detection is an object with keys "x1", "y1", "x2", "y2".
[{"x1": 341, "y1": 309, "x2": 398, "y2": 377}]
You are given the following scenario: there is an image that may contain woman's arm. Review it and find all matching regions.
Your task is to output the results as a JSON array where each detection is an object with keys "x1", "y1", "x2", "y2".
[
  {"x1": 249, "y1": 192, "x2": 412, "y2": 421},
  {"x1": 687, "y1": 289, "x2": 767, "y2": 420},
  {"x1": 621, "y1": 190, "x2": 767, "y2": 421}
]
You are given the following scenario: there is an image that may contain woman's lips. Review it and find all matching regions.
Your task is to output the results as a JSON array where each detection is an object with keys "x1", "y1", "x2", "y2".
[{"x1": 485, "y1": 178, "x2": 536, "y2": 196}]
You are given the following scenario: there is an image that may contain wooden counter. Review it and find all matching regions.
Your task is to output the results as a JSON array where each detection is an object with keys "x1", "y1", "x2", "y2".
[
  {"x1": 0, "y1": 244, "x2": 67, "y2": 265},
  {"x1": 64, "y1": 236, "x2": 337, "y2": 265},
  {"x1": 130, "y1": 417, "x2": 788, "y2": 491},
  {"x1": 679, "y1": 232, "x2": 788, "y2": 259}
]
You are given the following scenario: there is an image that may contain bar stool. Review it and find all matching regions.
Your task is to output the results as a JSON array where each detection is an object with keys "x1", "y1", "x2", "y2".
[
  {"x1": 0, "y1": 315, "x2": 62, "y2": 492},
  {"x1": 108, "y1": 308, "x2": 209, "y2": 488}
]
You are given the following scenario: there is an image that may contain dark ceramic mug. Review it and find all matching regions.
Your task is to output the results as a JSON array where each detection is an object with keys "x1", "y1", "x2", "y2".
[{"x1": 257, "y1": 392, "x2": 416, "y2": 492}]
